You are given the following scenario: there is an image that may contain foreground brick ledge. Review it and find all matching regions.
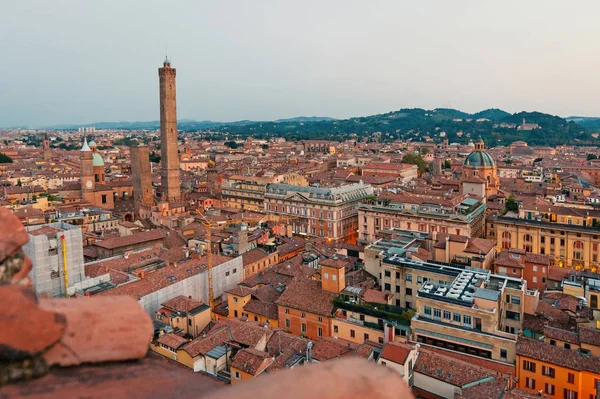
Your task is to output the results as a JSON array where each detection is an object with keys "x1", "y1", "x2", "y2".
[
  {"x1": 205, "y1": 358, "x2": 414, "y2": 399},
  {"x1": 1, "y1": 285, "x2": 66, "y2": 359},
  {"x1": 0, "y1": 208, "x2": 29, "y2": 263},
  {"x1": 40, "y1": 295, "x2": 153, "y2": 367}
]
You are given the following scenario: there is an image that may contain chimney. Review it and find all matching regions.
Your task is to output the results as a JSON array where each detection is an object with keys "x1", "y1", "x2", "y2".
[{"x1": 445, "y1": 235, "x2": 450, "y2": 263}]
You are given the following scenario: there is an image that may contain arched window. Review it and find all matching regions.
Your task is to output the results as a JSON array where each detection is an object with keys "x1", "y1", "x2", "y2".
[
  {"x1": 523, "y1": 234, "x2": 533, "y2": 252},
  {"x1": 502, "y1": 231, "x2": 512, "y2": 249},
  {"x1": 573, "y1": 241, "x2": 584, "y2": 260}
]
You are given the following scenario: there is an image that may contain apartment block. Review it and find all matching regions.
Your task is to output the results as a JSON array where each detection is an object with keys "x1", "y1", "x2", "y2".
[{"x1": 358, "y1": 192, "x2": 486, "y2": 243}]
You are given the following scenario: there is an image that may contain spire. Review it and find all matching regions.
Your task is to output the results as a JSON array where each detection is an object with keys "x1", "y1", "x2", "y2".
[{"x1": 80, "y1": 137, "x2": 91, "y2": 152}]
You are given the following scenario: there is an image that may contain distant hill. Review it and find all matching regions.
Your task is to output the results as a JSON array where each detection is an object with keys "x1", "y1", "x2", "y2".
[
  {"x1": 208, "y1": 108, "x2": 591, "y2": 146},
  {"x1": 31, "y1": 108, "x2": 594, "y2": 147},
  {"x1": 472, "y1": 108, "x2": 511, "y2": 120},
  {"x1": 40, "y1": 116, "x2": 335, "y2": 131},
  {"x1": 566, "y1": 116, "x2": 600, "y2": 130}
]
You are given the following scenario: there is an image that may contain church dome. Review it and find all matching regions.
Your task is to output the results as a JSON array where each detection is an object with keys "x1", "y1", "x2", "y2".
[
  {"x1": 92, "y1": 152, "x2": 104, "y2": 166},
  {"x1": 464, "y1": 150, "x2": 495, "y2": 168},
  {"x1": 468, "y1": 140, "x2": 475, "y2": 148},
  {"x1": 88, "y1": 140, "x2": 97, "y2": 148}
]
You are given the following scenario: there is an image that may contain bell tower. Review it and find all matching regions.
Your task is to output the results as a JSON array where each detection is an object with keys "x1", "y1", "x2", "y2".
[
  {"x1": 80, "y1": 138, "x2": 95, "y2": 203},
  {"x1": 159, "y1": 57, "x2": 181, "y2": 203},
  {"x1": 42, "y1": 133, "x2": 51, "y2": 160}
]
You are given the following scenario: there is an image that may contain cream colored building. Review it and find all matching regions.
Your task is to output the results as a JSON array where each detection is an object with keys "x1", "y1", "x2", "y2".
[
  {"x1": 488, "y1": 205, "x2": 600, "y2": 271},
  {"x1": 358, "y1": 193, "x2": 486, "y2": 244}
]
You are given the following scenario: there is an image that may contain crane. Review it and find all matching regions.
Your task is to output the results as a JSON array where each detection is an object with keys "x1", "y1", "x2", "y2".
[
  {"x1": 195, "y1": 211, "x2": 250, "y2": 310},
  {"x1": 195, "y1": 210, "x2": 299, "y2": 310}
]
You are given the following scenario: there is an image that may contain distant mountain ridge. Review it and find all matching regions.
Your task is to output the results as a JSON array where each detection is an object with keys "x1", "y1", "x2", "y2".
[
  {"x1": 207, "y1": 107, "x2": 592, "y2": 146},
  {"x1": 38, "y1": 116, "x2": 336, "y2": 130},
  {"x1": 8, "y1": 108, "x2": 595, "y2": 146}
]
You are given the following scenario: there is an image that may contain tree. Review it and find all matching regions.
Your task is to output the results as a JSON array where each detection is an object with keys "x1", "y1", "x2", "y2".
[
  {"x1": 149, "y1": 151, "x2": 161, "y2": 163},
  {"x1": 261, "y1": 144, "x2": 269, "y2": 150},
  {"x1": 401, "y1": 153, "x2": 428, "y2": 175},
  {"x1": 16, "y1": 179, "x2": 22, "y2": 187},
  {"x1": 587, "y1": 153, "x2": 598, "y2": 161},
  {"x1": 505, "y1": 195, "x2": 519, "y2": 212},
  {"x1": 443, "y1": 160, "x2": 451, "y2": 169},
  {"x1": 0, "y1": 152, "x2": 13, "y2": 163},
  {"x1": 225, "y1": 141, "x2": 239, "y2": 149}
]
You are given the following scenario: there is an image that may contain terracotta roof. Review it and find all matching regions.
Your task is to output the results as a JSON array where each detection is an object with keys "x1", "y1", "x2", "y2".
[
  {"x1": 543, "y1": 326, "x2": 580, "y2": 345},
  {"x1": 524, "y1": 252, "x2": 550, "y2": 266},
  {"x1": 226, "y1": 286, "x2": 256, "y2": 297},
  {"x1": 516, "y1": 336, "x2": 600, "y2": 374},
  {"x1": 160, "y1": 295, "x2": 208, "y2": 315},
  {"x1": 463, "y1": 237, "x2": 495, "y2": 255},
  {"x1": 29, "y1": 226, "x2": 63, "y2": 237},
  {"x1": 275, "y1": 279, "x2": 337, "y2": 317},
  {"x1": 361, "y1": 289, "x2": 389, "y2": 305},
  {"x1": 157, "y1": 333, "x2": 188, "y2": 349},
  {"x1": 579, "y1": 327, "x2": 600, "y2": 347},
  {"x1": 252, "y1": 285, "x2": 282, "y2": 303},
  {"x1": 494, "y1": 255, "x2": 524, "y2": 269},
  {"x1": 319, "y1": 258, "x2": 350, "y2": 270},
  {"x1": 93, "y1": 229, "x2": 165, "y2": 250},
  {"x1": 414, "y1": 349, "x2": 496, "y2": 388},
  {"x1": 230, "y1": 348, "x2": 274, "y2": 376},
  {"x1": 211, "y1": 318, "x2": 270, "y2": 348},
  {"x1": 243, "y1": 299, "x2": 279, "y2": 320},
  {"x1": 353, "y1": 344, "x2": 374, "y2": 359},
  {"x1": 311, "y1": 337, "x2": 355, "y2": 361},
  {"x1": 181, "y1": 327, "x2": 231, "y2": 358},
  {"x1": 242, "y1": 248, "x2": 272, "y2": 267},
  {"x1": 380, "y1": 342, "x2": 410, "y2": 364},
  {"x1": 265, "y1": 330, "x2": 310, "y2": 357},
  {"x1": 547, "y1": 266, "x2": 570, "y2": 282},
  {"x1": 96, "y1": 254, "x2": 232, "y2": 299}
]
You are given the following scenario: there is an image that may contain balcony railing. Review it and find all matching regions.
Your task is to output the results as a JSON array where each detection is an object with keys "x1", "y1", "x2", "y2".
[{"x1": 333, "y1": 298, "x2": 411, "y2": 326}]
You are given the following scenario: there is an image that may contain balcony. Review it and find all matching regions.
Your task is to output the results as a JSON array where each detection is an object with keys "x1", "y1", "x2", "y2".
[{"x1": 333, "y1": 297, "x2": 411, "y2": 326}]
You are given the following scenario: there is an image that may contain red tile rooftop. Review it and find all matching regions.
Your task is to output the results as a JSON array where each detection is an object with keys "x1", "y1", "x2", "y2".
[
  {"x1": 95, "y1": 254, "x2": 232, "y2": 299},
  {"x1": 93, "y1": 229, "x2": 165, "y2": 250},
  {"x1": 230, "y1": 348, "x2": 274, "y2": 376},
  {"x1": 157, "y1": 333, "x2": 189, "y2": 349},
  {"x1": 517, "y1": 336, "x2": 600, "y2": 374},
  {"x1": 380, "y1": 342, "x2": 410, "y2": 364},
  {"x1": 275, "y1": 279, "x2": 337, "y2": 317}
]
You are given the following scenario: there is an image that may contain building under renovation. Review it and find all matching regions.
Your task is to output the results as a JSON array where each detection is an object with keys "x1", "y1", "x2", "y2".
[{"x1": 23, "y1": 222, "x2": 86, "y2": 298}]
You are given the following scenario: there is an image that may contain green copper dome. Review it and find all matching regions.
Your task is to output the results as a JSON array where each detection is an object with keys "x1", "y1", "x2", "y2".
[
  {"x1": 464, "y1": 150, "x2": 495, "y2": 168},
  {"x1": 92, "y1": 152, "x2": 104, "y2": 166},
  {"x1": 88, "y1": 140, "x2": 97, "y2": 147}
]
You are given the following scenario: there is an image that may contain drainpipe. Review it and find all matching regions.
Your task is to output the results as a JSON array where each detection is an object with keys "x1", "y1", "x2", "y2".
[{"x1": 61, "y1": 235, "x2": 68, "y2": 298}]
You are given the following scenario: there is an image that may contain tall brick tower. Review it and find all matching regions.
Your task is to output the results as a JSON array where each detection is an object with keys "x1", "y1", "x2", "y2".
[
  {"x1": 80, "y1": 138, "x2": 95, "y2": 204},
  {"x1": 159, "y1": 57, "x2": 181, "y2": 203},
  {"x1": 131, "y1": 144, "x2": 154, "y2": 219},
  {"x1": 42, "y1": 133, "x2": 51, "y2": 160}
]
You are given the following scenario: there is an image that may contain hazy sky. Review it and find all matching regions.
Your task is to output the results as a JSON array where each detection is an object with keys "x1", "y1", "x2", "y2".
[{"x1": 2, "y1": 1, "x2": 600, "y2": 127}]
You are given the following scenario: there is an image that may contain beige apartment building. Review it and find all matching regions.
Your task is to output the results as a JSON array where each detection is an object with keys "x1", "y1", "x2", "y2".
[
  {"x1": 377, "y1": 255, "x2": 536, "y2": 363},
  {"x1": 488, "y1": 205, "x2": 600, "y2": 271},
  {"x1": 221, "y1": 173, "x2": 309, "y2": 212},
  {"x1": 358, "y1": 192, "x2": 486, "y2": 244},
  {"x1": 221, "y1": 175, "x2": 274, "y2": 212}
]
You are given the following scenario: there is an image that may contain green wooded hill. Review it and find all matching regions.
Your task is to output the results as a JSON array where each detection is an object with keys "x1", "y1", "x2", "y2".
[{"x1": 207, "y1": 108, "x2": 591, "y2": 146}]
